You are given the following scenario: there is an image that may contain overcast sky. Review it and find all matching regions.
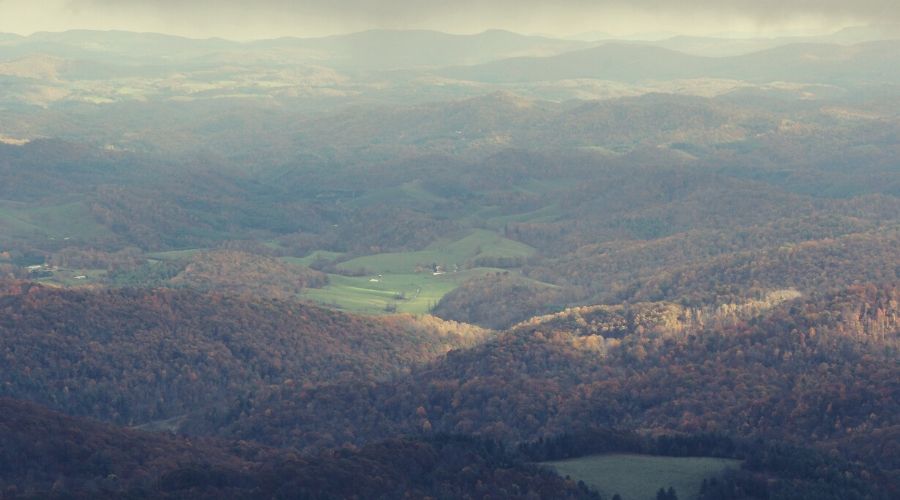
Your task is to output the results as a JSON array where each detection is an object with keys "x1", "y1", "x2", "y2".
[{"x1": 0, "y1": 0, "x2": 897, "y2": 39}]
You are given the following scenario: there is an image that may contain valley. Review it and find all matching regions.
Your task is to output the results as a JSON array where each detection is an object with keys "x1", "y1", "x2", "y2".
[{"x1": 0, "y1": 22, "x2": 897, "y2": 499}]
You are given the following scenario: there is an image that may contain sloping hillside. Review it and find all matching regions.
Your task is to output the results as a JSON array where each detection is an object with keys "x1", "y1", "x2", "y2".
[
  {"x1": 0, "y1": 397, "x2": 596, "y2": 499},
  {"x1": 0, "y1": 281, "x2": 489, "y2": 424},
  {"x1": 195, "y1": 284, "x2": 899, "y2": 473}
]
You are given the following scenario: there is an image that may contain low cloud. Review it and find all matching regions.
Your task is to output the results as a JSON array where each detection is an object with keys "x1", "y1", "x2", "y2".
[{"x1": 1, "y1": 0, "x2": 897, "y2": 38}]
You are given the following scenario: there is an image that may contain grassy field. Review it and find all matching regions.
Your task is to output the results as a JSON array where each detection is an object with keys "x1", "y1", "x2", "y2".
[
  {"x1": 0, "y1": 201, "x2": 116, "y2": 242},
  {"x1": 544, "y1": 454, "x2": 741, "y2": 500},
  {"x1": 482, "y1": 203, "x2": 563, "y2": 229},
  {"x1": 348, "y1": 180, "x2": 446, "y2": 209},
  {"x1": 36, "y1": 267, "x2": 108, "y2": 286},
  {"x1": 337, "y1": 229, "x2": 536, "y2": 274},
  {"x1": 302, "y1": 268, "x2": 505, "y2": 315},
  {"x1": 293, "y1": 229, "x2": 540, "y2": 314},
  {"x1": 146, "y1": 248, "x2": 208, "y2": 261},
  {"x1": 280, "y1": 250, "x2": 344, "y2": 266}
]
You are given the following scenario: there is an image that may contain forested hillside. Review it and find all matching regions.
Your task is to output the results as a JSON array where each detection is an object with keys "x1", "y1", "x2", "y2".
[
  {"x1": 180, "y1": 283, "x2": 898, "y2": 493},
  {"x1": 0, "y1": 398, "x2": 599, "y2": 499},
  {"x1": 0, "y1": 281, "x2": 489, "y2": 424}
]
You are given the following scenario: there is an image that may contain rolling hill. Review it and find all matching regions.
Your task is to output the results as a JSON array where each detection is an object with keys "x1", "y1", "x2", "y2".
[
  {"x1": 0, "y1": 281, "x2": 490, "y2": 425},
  {"x1": 0, "y1": 397, "x2": 597, "y2": 499},
  {"x1": 438, "y1": 40, "x2": 900, "y2": 84}
]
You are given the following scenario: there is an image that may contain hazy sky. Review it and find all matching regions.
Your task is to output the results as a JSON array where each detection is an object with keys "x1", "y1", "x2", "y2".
[{"x1": 0, "y1": 0, "x2": 897, "y2": 39}]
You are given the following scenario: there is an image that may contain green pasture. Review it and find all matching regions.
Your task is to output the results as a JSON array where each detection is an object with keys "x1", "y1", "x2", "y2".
[
  {"x1": 348, "y1": 180, "x2": 446, "y2": 208},
  {"x1": 0, "y1": 201, "x2": 115, "y2": 242},
  {"x1": 481, "y1": 203, "x2": 563, "y2": 228},
  {"x1": 301, "y1": 268, "x2": 504, "y2": 315},
  {"x1": 544, "y1": 454, "x2": 741, "y2": 500},
  {"x1": 337, "y1": 229, "x2": 535, "y2": 274},
  {"x1": 33, "y1": 267, "x2": 107, "y2": 287},
  {"x1": 145, "y1": 248, "x2": 207, "y2": 261},
  {"x1": 280, "y1": 250, "x2": 344, "y2": 266}
]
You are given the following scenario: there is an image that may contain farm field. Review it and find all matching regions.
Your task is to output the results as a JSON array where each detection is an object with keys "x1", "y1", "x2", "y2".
[
  {"x1": 543, "y1": 454, "x2": 741, "y2": 500},
  {"x1": 481, "y1": 203, "x2": 563, "y2": 228},
  {"x1": 337, "y1": 228, "x2": 536, "y2": 274},
  {"x1": 302, "y1": 267, "x2": 508, "y2": 315},
  {"x1": 0, "y1": 201, "x2": 115, "y2": 244},
  {"x1": 145, "y1": 248, "x2": 208, "y2": 261},
  {"x1": 348, "y1": 180, "x2": 447, "y2": 209},
  {"x1": 35, "y1": 267, "x2": 107, "y2": 286},
  {"x1": 280, "y1": 250, "x2": 344, "y2": 266},
  {"x1": 299, "y1": 228, "x2": 540, "y2": 314}
]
